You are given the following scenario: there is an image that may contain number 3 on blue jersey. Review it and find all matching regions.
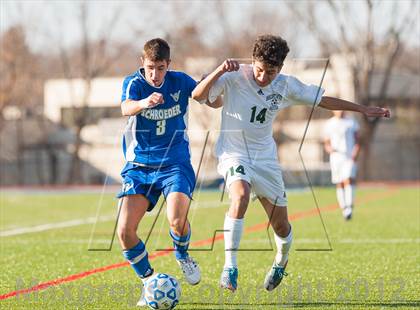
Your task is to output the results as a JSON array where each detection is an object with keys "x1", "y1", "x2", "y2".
[{"x1": 156, "y1": 120, "x2": 166, "y2": 135}]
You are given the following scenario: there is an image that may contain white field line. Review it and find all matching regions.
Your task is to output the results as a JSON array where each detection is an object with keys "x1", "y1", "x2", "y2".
[
  {"x1": 240, "y1": 238, "x2": 420, "y2": 244},
  {"x1": 0, "y1": 201, "x2": 229, "y2": 237},
  {"x1": 339, "y1": 238, "x2": 420, "y2": 244},
  {"x1": 0, "y1": 216, "x2": 114, "y2": 237}
]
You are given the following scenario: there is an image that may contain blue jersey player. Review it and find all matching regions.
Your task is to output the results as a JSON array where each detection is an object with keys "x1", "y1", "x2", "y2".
[{"x1": 116, "y1": 38, "x2": 201, "y2": 305}]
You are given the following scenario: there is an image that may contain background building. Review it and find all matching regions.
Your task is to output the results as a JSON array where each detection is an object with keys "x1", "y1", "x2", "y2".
[{"x1": 2, "y1": 55, "x2": 417, "y2": 186}]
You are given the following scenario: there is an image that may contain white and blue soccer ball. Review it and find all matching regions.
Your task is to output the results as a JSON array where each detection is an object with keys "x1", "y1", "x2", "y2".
[{"x1": 144, "y1": 273, "x2": 181, "y2": 310}]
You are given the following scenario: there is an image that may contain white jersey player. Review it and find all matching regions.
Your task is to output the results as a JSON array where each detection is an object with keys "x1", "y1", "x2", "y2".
[
  {"x1": 192, "y1": 35, "x2": 390, "y2": 292},
  {"x1": 324, "y1": 111, "x2": 360, "y2": 220},
  {"x1": 210, "y1": 63, "x2": 324, "y2": 209}
]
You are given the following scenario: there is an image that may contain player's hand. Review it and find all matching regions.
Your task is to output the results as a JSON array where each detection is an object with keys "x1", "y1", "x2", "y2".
[
  {"x1": 218, "y1": 59, "x2": 240, "y2": 74},
  {"x1": 363, "y1": 106, "x2": 390, "y2": 118},
  {"x1": 142, "y1": 92, "x2": 164, "y2": 109}
]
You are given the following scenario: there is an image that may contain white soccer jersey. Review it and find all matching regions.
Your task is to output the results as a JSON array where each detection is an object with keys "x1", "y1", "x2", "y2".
[
  {"x1": 209, "y1": 64, "x2": 325, "y2": 162},
  {"x1": 324, "y1": 116, "x2": 360, "y2": 157}
]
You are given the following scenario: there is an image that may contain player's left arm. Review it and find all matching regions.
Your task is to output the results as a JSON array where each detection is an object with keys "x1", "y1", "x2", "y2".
[
  {"x1": 319, "y1": 96, "x2": 391, "y2": 118},
  {"x1": 206, "y1": 96, "x2": 224, "y2": 108}
]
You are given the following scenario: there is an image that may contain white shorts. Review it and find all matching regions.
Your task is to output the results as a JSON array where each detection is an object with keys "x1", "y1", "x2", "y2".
[
  {"x1": 329, "y1": 153, "x2": 357, "y2": 184},
  {"x1": 217, "y1": 158, "x2": 287, "y2": 206}
]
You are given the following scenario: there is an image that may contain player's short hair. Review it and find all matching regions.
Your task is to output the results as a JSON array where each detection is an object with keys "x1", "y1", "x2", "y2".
[
  {"x1": 143, "y1": 38, "x2": 170, "y2": 61},
  {"x1": 252, "y1": 35, "x2": 289, "y2": 67}
]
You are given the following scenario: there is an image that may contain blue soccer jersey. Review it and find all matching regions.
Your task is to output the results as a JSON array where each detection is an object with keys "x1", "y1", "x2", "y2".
[{"x1": 121, "y1": 69, "x2": 197, "y2": 166}]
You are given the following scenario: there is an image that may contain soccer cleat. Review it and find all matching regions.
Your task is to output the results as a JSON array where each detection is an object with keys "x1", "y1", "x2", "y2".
[
  {"x1": 177, "y1": 256, "x2": 201, "y2": 285},
  {"x1": 264, "y1": 261, "x2": 288, "y2": 291},
  {"x1": 220, "y1": 267, "x2": 238, "y2": 292},
  {"x1": 136, "y1": 285, "x2": 146, "y2": 307},
  {"x1": 343, "y1": 207, "x2": 352, "y2": 221},
  {"x1": 137, "y1": 271, "x2": 155, "y2": 307}
]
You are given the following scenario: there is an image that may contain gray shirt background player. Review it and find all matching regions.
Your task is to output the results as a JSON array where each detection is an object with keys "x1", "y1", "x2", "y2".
[{"x1": 324, "y1": 110, "x2": 361, "y2": 220}]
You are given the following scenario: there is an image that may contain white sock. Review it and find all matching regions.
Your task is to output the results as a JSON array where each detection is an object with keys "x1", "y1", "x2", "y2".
[
  {"x1": 344, "y1": 184, "x2": 355, "y2": 208},
  {"x1": 336, "y1": 187, "x2": 346, "y2": 209},
  {"x1": 274, "y1": 227, "x2": 292, "y2": 267},
  {"x1": 223, "y1": 214, "x2": 244, "y2": 268}
]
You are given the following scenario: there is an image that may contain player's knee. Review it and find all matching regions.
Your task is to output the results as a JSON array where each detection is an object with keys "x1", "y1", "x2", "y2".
[
  {"x1": 231, "y1": 193, "x2": 249, "y2": 208},
  {"x1": 272, "y1": 219, "x2": 290, "y2": 237},
  {"x1": 229, "y1": 195, "x2": 249, "y2": 219},
  {"x1": 117, "y1": 225, "x2": 136, "y2": 244}
]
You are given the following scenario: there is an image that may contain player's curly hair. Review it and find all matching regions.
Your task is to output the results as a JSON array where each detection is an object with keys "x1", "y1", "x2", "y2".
[
  {"x1": 252, "y1": 35, "x2": 289, "y2": 67},
  {"x1": 143, "y1": 38, "x2": 170, "y2": 61}
]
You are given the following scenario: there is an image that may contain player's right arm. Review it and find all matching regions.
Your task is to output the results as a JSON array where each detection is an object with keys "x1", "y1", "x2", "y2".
[
  {"x1": 191, "y1": 59, "x2": 239, "y2": 107},
  {"x1": 121, "y1": 93, "x2": 163, "y2": 116}
]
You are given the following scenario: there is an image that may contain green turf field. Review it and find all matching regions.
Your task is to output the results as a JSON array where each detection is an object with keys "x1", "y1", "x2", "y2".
[{"x1": 1, "y1": 186, "x2": 419, "y2": 309}]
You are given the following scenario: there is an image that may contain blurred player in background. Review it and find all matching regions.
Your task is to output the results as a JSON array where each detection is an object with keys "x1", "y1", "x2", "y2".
[
  {"x1": 117, "y1": 38, "x2": 203, "y2": 305},
  {"x1": 324, "y1": 110, "x2": 360, "y2": 220},
  {"x1": 192, "y1": 34, "x2": 390, "y2": 292}
]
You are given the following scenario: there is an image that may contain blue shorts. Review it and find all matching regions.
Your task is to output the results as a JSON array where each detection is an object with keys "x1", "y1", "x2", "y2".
[{"x1": 117, "y1": 161, "x2": 196, "y2": 211}]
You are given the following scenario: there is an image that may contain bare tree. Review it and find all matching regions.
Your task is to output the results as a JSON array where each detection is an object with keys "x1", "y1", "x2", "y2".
[
  {"x1": 211, "y1": 1, "x2": 298, "y2": 60},
  {"x1": 0, "y1": 25, "x2": 45, "y2": 185},
  {"x1": 288, "y1": 0, "x2": 419, "y2": 179},
  {"x1": 0, "y1": 26, "x2": 41, "y2": 128},
  {"x1": 50, "y1": 2, "x2": 128, "y2": 184}
]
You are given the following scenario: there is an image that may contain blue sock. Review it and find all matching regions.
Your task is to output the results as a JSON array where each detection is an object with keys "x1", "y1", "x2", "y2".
[
  {"x1": 170, "y1": 227, "x2": 191, "y2": 260},
  {"x1": 122, "y1": 240, "x2": 153, "y2": 279}
]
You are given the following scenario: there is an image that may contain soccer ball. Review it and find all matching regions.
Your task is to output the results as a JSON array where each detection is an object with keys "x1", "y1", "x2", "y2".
[{"x1": 143, "y1": 273, "x2": 181, "y2": 310}]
